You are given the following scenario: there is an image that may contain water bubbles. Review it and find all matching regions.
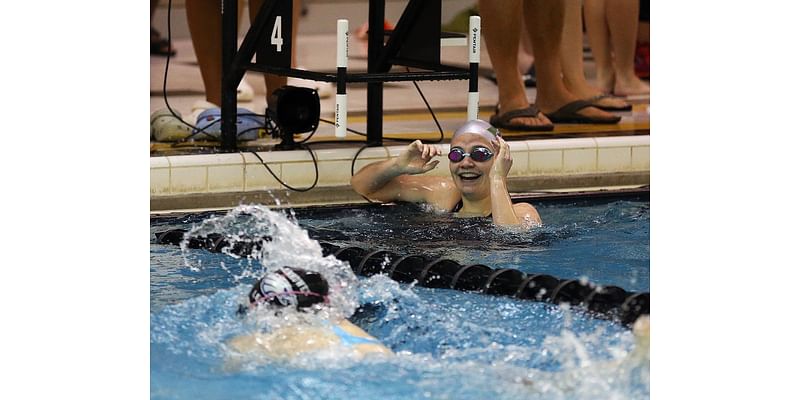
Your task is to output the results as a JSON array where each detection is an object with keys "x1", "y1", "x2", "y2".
[
  {"x1": 179, "y1": 204, "x2": 361, "y2": 321},
  {"x1": 152, "y1": 200, "x2": 649, "y2": 399}
]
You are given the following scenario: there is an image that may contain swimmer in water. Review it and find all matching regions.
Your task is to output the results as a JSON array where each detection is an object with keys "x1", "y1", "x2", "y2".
[
  {"x1": 351, "y1": 119, "x2": 541, "y2": 227},
  {"x1": 226, "y1": 267, "x2": 391, "y2": 361}
]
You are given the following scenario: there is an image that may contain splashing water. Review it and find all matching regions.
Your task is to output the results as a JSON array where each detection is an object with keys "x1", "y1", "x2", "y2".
[
  {"x1": 179, "y1": 204, "x2": 360, "y2": 322},
  {"x1": 152, "y1": 202, "x2": 649, "y2": 399}
]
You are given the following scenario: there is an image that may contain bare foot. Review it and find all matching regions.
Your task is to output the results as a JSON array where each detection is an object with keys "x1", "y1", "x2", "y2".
[
  {"x1": 590, "y1": 95, "x2": 630, "y2": 110},
  {"x1": 594, "y1": 69, "x2": 615, "y2": 94},
  {"x1": 563, "y1": 80, "x2": 631, "y2": 111},
  {"x1": 614, "y1": 75, "x2": 650, "y2": 96}
]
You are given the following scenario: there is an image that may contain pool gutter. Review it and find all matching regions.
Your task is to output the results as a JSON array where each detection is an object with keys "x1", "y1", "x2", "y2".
[{"x1": 151, "y1": 136, "x2": 649, "y2": 214}]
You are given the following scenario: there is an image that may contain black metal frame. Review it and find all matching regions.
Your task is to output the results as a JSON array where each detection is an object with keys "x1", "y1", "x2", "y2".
[{"x1": 220, "y1": 0, "x2": 473, "y2": 150}]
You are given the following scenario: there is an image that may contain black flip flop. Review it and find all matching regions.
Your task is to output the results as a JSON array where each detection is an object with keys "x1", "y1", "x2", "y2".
[
  {"x1": 544, "y1": 100, "x2": 621, "y2": 124},
  {"x1": 586, "y1": 94, "x2": 632, "y2": 112},
  {"x1": 489, "y1": 105, "x2": 554, "y2": 132}
]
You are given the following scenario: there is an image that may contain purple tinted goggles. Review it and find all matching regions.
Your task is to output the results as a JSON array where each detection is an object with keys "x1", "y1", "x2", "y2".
[{"x1": 448, "y1": 146, "x2": 494, "y2": 162}]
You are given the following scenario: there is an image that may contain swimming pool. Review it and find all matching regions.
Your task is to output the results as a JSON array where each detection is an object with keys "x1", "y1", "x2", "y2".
[{"x1": 150, "y1": 193, "x2": 649, "y2": 399}]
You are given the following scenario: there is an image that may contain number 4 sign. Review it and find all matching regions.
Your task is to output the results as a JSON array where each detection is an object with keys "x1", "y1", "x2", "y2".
[
  {"x1": 271, "y1": 16, "x2": 284, "y2": 52},
  {"x1": 256, "y1": 0, "x2": 292, "y2": 68}
]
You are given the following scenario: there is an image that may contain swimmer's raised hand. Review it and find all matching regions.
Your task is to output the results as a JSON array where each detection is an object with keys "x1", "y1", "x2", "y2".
[
  {"x1": 490, "y1": 137, "x2": 513, "y2": 180},
  {"x1": 396, "y1": 140, "x2": 441, "y2": 175}
]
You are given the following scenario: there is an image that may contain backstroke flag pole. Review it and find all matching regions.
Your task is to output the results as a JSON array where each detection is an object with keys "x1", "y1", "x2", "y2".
[
  {"x1": 467, "y1": 16, "x2": 481, "y2": 121},
  {"x1": 335, "y1": 19, "x2": 349, "y2": 138}
]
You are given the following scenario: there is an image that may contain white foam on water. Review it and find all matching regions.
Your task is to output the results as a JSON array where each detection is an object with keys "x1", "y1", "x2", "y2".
[
  {"x1": 180, "y1": 204, "x2": 360, "y2": 322},
  {"x1": 158, "y1": 204, "x2": 649, "y2": 397}
]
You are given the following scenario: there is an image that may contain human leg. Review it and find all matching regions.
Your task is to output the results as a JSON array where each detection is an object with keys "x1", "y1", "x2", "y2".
[
  {"x1": 560, "y1": 0, "x2": 629, "y2": 110},
  {"x1": 583, "y1": 0, "x2": 614, "y2": 92},
  {"x1": 523, "y1": 0, "x2": 617, "y2": 122},
  {"x1": 605, "y1": 0, "x2": 649, "y2": 95},
  {"x1": 185, "y1": 0, "x2": 227, "y2": 104},
  {"x1": 479, "y1": 0, "x2": 551, "y2": 129},
  {"x1": 518, "y1": 18, "x2": 535, "y2": 75}
]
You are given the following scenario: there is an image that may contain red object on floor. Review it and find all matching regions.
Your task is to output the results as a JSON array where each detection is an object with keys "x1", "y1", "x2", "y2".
[{"x1": 635, "y1": 42, "x2": 649, "y2": 79}]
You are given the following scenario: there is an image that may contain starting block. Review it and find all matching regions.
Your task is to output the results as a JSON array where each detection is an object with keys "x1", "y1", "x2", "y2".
[{"x1": 219, "y1": 0, "x2": 480, "y2": 150}]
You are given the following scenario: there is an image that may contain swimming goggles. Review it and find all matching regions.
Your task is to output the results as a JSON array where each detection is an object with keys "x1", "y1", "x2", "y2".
[{"x1": 448, "y1": 146, "x2": 494, "y2": 163}]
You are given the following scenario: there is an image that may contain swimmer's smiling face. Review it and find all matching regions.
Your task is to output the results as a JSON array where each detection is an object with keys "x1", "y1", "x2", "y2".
[{"x1": 449, "y1": 132, "x2": 495, "y2": 198}]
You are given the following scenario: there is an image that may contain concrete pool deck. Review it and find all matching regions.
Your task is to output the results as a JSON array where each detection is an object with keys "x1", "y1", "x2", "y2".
[{"x1": 150, "y1": 8, "x2": 649, "y2": 213}]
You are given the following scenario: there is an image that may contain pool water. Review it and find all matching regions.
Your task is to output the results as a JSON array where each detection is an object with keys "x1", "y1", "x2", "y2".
[{"x1": 150, "y1": 196, "x2": 649, "y2": 399}]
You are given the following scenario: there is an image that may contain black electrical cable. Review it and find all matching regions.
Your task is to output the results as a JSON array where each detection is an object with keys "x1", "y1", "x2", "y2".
[
  {"x1": 161, "y1": 0, "x2": 205, "y2": 136},
  {"x1": 160, "y1": 0, "x2": 317, "y2": 191},
  {"x1": 318, "y1": 72, "x2": 448, "y2": 186},
  {"x1": 159, "y1": 0, "x2": 448, "y2": 194},
  {"x1": 248, "y1": 145, "x2": 320, "y2": 192},
  {"x1": 295, "y1": 116, "x2": 321, "y2": 144},
  {"x1": 406, "y1": 67, "x2": 445, "y2": 144},
  {"x1": 317, "y1": 118, "x2": 368, "y2": 137},
  {"x1": 317, "y1": 71, "x2": 445, "y2": 145},
  {"x1": 350, "y1": 143, "x2": 381, "y2": 204},
  {"x1": 161, "y1": 0, "x2": 271, "y2": 147}
]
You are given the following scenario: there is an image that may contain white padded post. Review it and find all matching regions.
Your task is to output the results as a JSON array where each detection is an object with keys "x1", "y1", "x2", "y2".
[
  {"x1": 335, "y1": 19, "x2": 349, "y2": 138},
  {"x1": 467, "y1": 16, "x2": 481, "y2": 121}
]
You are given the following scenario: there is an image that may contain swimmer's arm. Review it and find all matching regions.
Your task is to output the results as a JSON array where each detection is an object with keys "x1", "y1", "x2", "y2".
[
  {"x1": 489, "y1": 178, "x2": 542, "y2": 227},
  {"x1": 226, "y1": 327, "x2": 339, "y2": 359},
  {"x1": 338, "y1": 320, "x2": 392, "y2": 355},
  {"x1": 489, "y1": 137, "x2": 541, "y2": 227},
  {"x1": 351, "y1": 141, "x2": 453, "y2": 206}
]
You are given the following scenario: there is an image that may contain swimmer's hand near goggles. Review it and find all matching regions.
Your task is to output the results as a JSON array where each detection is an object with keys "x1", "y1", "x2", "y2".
[{"x1": 447, "y1": 146, "x2": 494, "y2": 163}]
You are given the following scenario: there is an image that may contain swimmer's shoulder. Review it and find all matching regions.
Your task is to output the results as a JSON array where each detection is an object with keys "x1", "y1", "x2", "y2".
[
  {"x1": 226, "y1": 321, "x2": 389, "y2": 359},
  {"x1": 388, "y1": 175, "x2": 458, "y2": 210},
  {"x1": 427, "y1": 182, "x2": 461, "y2": 212},
  {"x1": 336, "y1": 320, "x2": 392, "y2": 355},
  {"x1": 513, "y1": 202, "x2": 542, "y2": 226},
  {"x1": 227, "y1": 325, "x2": 339, "y2": 359}
]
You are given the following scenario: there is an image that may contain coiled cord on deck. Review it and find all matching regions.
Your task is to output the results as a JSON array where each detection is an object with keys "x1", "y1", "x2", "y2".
[{"x1": 155, "y1": 229, "x2": 650, "y2": 326}]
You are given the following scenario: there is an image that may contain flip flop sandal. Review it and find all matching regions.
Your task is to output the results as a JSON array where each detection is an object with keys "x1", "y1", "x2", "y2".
[
  {"x1": 545, "y1": 100, "x2": 621, "y2": 124},
  {"x1": 194, "y1": 108, "x2": 265, "y2": 141},
  {"x1": 586, "y1": 94, "x2": 632, "y2": 112},
  {"x1": 489, "y1": 105, "x2": 554, "y2": 132},
  {"x1": 151, "y1": 109, "x2": 193, "y2": 142}
]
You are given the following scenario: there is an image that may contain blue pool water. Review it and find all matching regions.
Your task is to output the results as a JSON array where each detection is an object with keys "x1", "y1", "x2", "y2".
[{"x1": 150, "y1": 196, "x2": 649, "y2": 399}]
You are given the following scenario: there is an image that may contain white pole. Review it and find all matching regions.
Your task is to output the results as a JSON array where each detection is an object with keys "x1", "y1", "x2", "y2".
[
  {"x1": 467, "y1": 16, "x2": 481, "y2": 121},
  {"x1": 335, "y1": 19, "x2": 349, "y2": 139}
]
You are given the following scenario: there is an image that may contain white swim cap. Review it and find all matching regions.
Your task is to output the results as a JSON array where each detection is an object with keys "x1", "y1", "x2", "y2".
[{"x1": 452, "y1": 119, "x2": 501, "y2": 143}]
